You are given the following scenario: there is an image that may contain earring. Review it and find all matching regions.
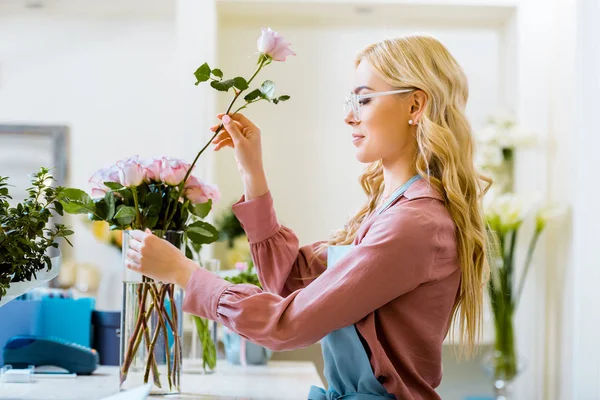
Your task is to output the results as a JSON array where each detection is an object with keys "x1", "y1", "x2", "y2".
[{"x1": 408, "y1": 119, "x2": 414, "y2": 125}]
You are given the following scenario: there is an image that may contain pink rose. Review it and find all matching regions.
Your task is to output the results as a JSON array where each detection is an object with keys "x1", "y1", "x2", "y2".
[
  {"x1": 257, "y1": 27, "x2": 296, "y2": 62},
  {"x1": 141, "y1": 158, "x2": 162, "y2": 182},
  {"x1": 89, "y1": 165, "x2": 121, "y2": 198},
  {"x1": 184, "y1": 176, "x2": 221, "y2": 204},
  {"x1": 160, "y1": 157, "x2": 190, "y2": 186},
  {"x1": 116, "y1": 156, "x2": 145, "y2": 187},
  {"x1": 235, "y1": 262, "x2": 249, "y2": 272}
]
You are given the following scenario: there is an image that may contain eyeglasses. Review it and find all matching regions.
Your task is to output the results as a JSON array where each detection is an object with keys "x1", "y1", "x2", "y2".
[{"x1": 344, "y1": 88, "x2": 415, "y2": 121}]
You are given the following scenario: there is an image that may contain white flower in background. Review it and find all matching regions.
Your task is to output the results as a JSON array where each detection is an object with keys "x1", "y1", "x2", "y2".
[
  {"x1": 485, "y1": 192, "x2": 538, "y2": 233},
  {"x1": 475, "y1": 113, "x2": 537, "y2": 149},
  {"x1": 535, "y1": 203, "x2": 567, "y2": 233},
  {"x1": 475, "y1": 143, "x2": 504, "y2": 168}
]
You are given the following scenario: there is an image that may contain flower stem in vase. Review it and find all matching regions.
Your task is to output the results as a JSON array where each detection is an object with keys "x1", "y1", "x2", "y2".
[
  {"x1": 144, "y1": 284, "x2": 169, "y2": 388},
  {"x1": 167, "y1": 285, "x2": 181, "y2": 388},
  {"x1": 120, "y1": 283, "x2": 149, "y2": 385},
  {"x1": 141, "y1": 299, "x2": 161, "y2": 388}
]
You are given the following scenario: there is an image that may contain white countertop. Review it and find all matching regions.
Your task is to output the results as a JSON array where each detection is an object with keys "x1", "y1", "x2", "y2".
[{"x1": 0, "y1": 360, "x2": 324, "y2": 400}]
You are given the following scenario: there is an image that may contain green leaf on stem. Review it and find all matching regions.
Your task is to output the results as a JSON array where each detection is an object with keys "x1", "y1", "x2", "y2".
[
  {"x1": 244, "y1": 89, "x2": 262, "y2": 102},
  {"x1": 211, "y1": 69, "x2": 223, "y2": 79},
  {"x1": 104, "y1": 182, "x2": 123, "y2": 191},
  {"x1": 194, "y1": 63, "x2": 211, "y2": 85},
  {"x1": 95, "y1": 192, "x2": 116, "y2": 220},
  {"x1": 136, "y1": 183, "x2": 149, "y2": 205},
  {"x1": 192, "y1": 200, "x2": 212, "y2": 219},
  {"x1": 146, "y1": 192, "x2": 162, "y2": 211},
  {"x1": 233, "y1": 77, "x2": 249, "y2": 91},
  {"x1": 273, "y1": 95, "x2": 290, "y2": 104},
  {"x1": 60, "y1": 188, "x2": 93, "y2": 207},
  {"x1": 260, "y1": 80, "x2": 276, "y2": 100},
  {"x1": 187, "y1": 220, "x2": 219, "y2": 245},
  {"x1": 114, "y1": 205, "x2": 137, "y2": 226},
  {"x1": 143, "y1": 207, "x2": 159, "y2": 230},
  {"x1": 211, "y1": 79, "x2": 236, "y2": 92},
  {"x1": 53, "y1": 201, "x2": 64, "y2": 216}
]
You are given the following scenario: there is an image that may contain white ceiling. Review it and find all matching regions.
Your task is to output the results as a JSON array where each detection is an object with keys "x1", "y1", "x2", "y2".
[{"x1": 0, "y1": 0, "x2": 516, "y2": 26}]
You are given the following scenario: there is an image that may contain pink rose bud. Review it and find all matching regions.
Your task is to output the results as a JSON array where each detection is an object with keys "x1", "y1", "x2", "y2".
[
  {"x1": 257, "y1": 27, "x2": 296, "y2": 62},
  {"x1": 160, "y1": 157, "x2": 190, "y2": 186},
  {"x1": 116, "y1": 155, "x2": 145, "y2": 187},
  {"x1": 184, "y1": 176, "x2": 221, "y2": 204},
  {"x1": 142, "y1": 158, "x2": 162, "y2": 182},
  {"x1": 89, "y1": 165, "x2": 121, "y2": 198},
  {"x1": 235, "y1": 262, "x2": 249, "y2": 272}
]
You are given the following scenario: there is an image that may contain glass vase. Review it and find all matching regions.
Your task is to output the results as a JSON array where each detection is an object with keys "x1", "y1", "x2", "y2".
[
  {"x1": 119, "y1": 230, "x2": 184, "y2": 395},
  {"x1": 482, "y1": 314, "x2": 526, "y2": 400},
  {"x1": 185, "y1": 258, "x2": 220, "y2": 374}
]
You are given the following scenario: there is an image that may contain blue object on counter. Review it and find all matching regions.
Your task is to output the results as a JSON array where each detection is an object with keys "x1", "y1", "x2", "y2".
[
  {"x1": 0, "y1": 300, "x2": 42, "y2": 365},
  {"x1": 3, "y1": 335, "x2": 98, "y2": 374},
  {"x1": 34, "y1": 297, "x2": 95, "y2": 348},
  {"x1": 222, "y1": 328, "x2": 272, "y2": 365},
  {"x1": 91, "y1": 311, "x2": 121, "y2": 366}
]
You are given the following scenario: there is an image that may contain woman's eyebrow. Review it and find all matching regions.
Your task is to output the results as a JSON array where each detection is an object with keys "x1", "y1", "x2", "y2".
[{"x1": 353, "y1": 85, "x2": 374, "y2": 94}]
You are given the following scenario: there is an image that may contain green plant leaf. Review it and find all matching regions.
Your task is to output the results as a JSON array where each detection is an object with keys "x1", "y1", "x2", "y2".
[
  {"x1": 95, "y1": 192, "x2": 116, "y2": 221},
  {"x1": 146, "y1": 192, "x2": 162, "y2": 210},
  {"x1": 212, "y1": 68, "x2": 223, "y2": 79},
  {"x1": 192, "y1": 200, "x2": 212, "y2": 219},
  {"x1": 53, "y1": 201, "x2": 64, "y2": 216},
  {"x1": 211, "y1": 79, "x2": 236, "y2": 92},
  {"x1": 60, "y1": 188, "x2": 94, "y2": 208},
  {"x1": 233, "y1": 77, "x2": 249, "y2": 91},
  {"x1": 61, "y1": 200, "x2": 96, "y2": 215},
  {"x1": 244, "y1": 89, "x2": 262, "y2": 102},
  {"x1": 114, "y1": 205, "x2": 136, "y2": 226},
  {"x1": 104, "y1": 182, "x2": 123, "y2": 191},
  {"x1": 187, "y1": 220, "x2": 219, "y2": 245},
  {"x1": 194, "y1": 63, "x2": 211, "y2": 85},
  {"x1": 260, "y1": 80, "x2": 276, "y2": 100}
]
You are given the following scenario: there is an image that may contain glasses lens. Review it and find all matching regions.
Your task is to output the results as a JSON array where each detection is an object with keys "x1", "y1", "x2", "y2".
[
  {"x1": 352, "y1": 96, "x2": 360, "y2": 121},
  {"x1": 343, "y1": 97, "x2": 352, "y2": 116}
]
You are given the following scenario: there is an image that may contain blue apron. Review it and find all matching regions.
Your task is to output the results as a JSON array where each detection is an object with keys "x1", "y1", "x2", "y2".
[{"x1": 308, "y1": 175, "x2": 421, "y2": 400}]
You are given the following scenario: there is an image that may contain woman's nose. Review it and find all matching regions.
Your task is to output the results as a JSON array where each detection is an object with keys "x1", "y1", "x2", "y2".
[{"x1": 344, "y1": 110, "x2": 358, "y2": 126}]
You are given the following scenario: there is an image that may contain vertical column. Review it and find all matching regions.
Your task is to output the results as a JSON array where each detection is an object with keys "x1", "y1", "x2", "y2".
[
  {"x1": 569, "y1": 0, "x2": 600, "y2": 398},
  {"x1": 175, "y1": 0, "x2": 217, "y2": 259}
]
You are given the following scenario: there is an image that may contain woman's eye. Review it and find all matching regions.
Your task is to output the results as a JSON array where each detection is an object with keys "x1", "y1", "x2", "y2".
[{"x1": 359, "y1": 98, "x2": 371, "y2": 106}]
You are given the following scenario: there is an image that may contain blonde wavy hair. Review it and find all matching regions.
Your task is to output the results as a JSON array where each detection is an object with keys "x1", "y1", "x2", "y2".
[{"x1": 322, "y1": 35, "x2": 492, "y2": 357}]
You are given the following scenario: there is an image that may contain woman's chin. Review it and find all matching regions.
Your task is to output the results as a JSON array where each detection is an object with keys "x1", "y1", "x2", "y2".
[{"x1": 355, "y1": 149, "x2": 376, "y2": 164}]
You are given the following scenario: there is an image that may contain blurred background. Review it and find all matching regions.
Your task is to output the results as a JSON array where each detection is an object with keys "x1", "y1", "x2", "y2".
[{"x1": 0, "y1": 0, "x2": 598, "y2": 399}]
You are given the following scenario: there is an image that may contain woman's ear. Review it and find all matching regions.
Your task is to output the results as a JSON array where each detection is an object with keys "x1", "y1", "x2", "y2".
[{"x1": 410, "y1": 90, "x2": 428, "y2": 123}]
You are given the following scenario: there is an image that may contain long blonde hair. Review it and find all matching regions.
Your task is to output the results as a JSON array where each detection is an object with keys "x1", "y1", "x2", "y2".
[{"x1": 324, "y1": 35, "x2": 491, "y2": 357}]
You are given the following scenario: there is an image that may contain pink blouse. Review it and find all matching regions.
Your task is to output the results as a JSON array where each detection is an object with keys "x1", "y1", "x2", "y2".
[{"x1": 183, "y1": 178, "x2": 461, "y2": 399}]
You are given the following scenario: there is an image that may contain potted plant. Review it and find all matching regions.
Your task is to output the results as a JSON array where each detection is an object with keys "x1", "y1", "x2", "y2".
[{"x1": 0, "y1": 168, "x2": 74, "y2": 307}]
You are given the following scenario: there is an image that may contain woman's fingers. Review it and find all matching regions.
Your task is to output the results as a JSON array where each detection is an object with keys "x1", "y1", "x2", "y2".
[
  {"x1": 217, "y1": 113, "x2": 258, "y2": 130},
  {"x1": 219, "y1": 114, "x2": 244, "y2": 143},
  {"x1": 213, "y1": 138, "x2": 234, "y2": 151},
  {"x1": 211, "y1": 130, "x2": 231, "y2": 144}
]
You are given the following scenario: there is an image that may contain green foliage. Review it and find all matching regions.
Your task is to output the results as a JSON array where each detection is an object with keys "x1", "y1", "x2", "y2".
[
  {"x1": 223, "y1": 264, "x2": 261, "y2": 289},
  {"x1": 0, "y1": 168, "x2": 74, "y2": 300},
  {"x1": 57, "y1": 182, "x2": 219, "y2": 251},
  {"x1": 214, "y1": 207, "x2": 246, "y2": 249}
]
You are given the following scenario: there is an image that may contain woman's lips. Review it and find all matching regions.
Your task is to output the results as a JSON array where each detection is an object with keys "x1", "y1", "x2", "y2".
[{"x1": 352, "y1": 134, "x2": 365, "y2": 145}]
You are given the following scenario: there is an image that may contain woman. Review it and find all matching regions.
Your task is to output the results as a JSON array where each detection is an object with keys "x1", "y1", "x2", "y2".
[{"x1": 125, "y1": 34, "x2": 491, "y2": 399}]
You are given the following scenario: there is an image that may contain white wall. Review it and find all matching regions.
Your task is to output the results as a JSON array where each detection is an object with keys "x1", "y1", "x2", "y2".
[{"x1": 0, "y1": 9, "x2": 186, "y2": 309}]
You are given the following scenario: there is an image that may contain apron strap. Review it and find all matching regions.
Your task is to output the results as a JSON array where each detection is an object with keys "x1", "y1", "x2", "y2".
[{"x1": 376, "y1": 175, "x2": 421, "y2": 216}]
